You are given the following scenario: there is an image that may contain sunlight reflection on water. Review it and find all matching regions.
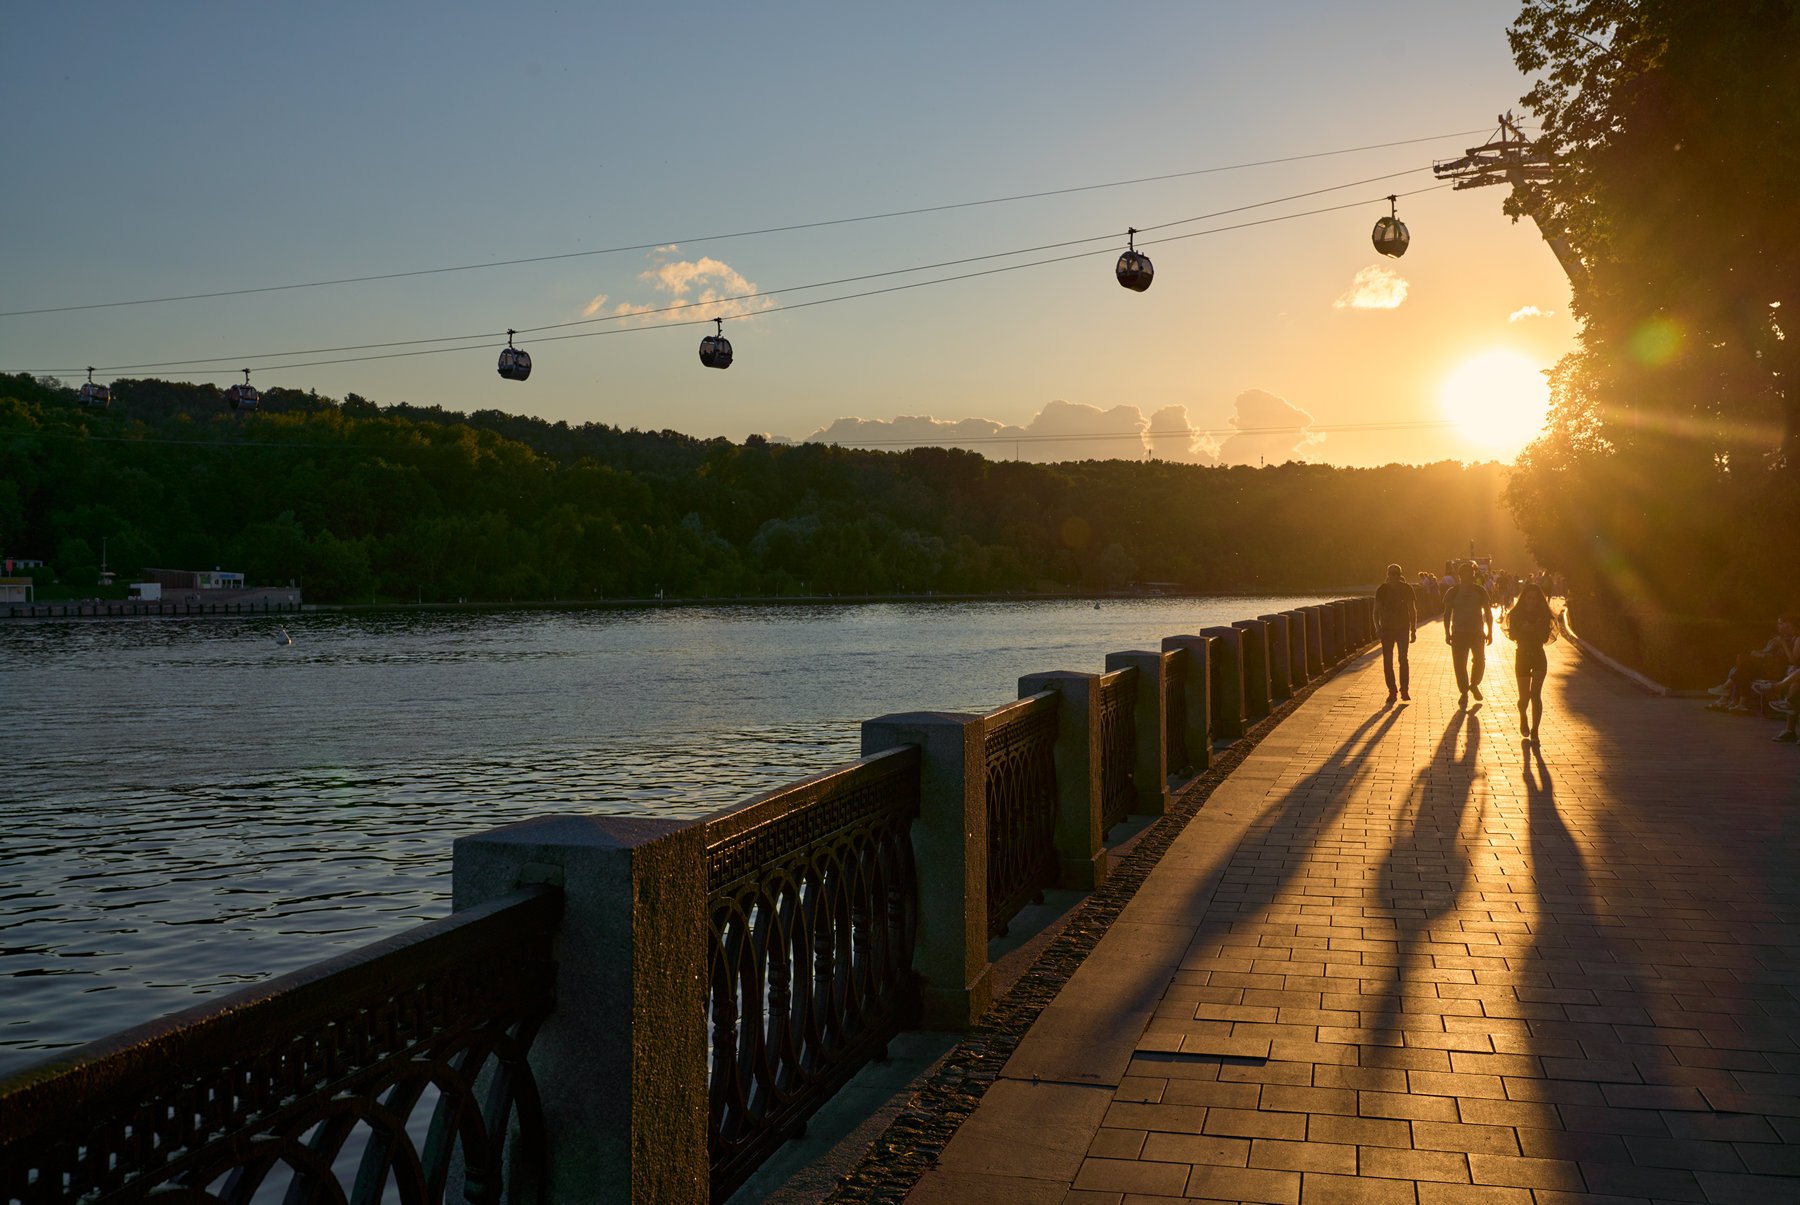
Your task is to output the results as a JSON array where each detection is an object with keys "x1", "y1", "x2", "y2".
[{"x1": 0, "y1": 595, "x2": 1334, "y2": 1067}]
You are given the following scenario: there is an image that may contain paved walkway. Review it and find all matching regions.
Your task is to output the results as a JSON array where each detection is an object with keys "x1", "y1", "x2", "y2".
[{"x1": 907, "y1": 624, "x2": 1800, "y2": 1204}]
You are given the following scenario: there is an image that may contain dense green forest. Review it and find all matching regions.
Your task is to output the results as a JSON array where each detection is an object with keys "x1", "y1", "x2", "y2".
[{"x1": 0, "y1": 373, "x2": 1527, "y2": 603}]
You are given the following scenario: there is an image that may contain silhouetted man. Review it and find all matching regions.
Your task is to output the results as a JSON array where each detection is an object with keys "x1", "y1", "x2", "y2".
[
  {"x1": 1443, "y1": 561, "x2": 1493, "y2": 708},
  {"x1": 1374, "y1": 562, "x2": 1417, "y2": 704}
]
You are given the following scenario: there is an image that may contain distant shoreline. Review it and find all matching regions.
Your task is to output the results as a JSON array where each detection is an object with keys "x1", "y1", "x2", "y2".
[{"x1": 5, "y1": 588, "x2": 1374, "y2": 621}]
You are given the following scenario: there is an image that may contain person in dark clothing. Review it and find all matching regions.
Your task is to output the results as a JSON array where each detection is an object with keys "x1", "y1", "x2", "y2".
[
  {"x1": 1504, "y1": 581, "x2": 1557, "y2": 742},
  {"x1": 1374, "y1": 563, "x2": 1418, "y2": 704},
  {"x1": 1443, "y1": 561, "x2": 1493, "y2": 709}
]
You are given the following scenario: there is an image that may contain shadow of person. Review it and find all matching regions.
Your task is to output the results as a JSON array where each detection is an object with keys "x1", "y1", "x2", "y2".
[{"x1": 1366, "y1": 709, "x2": 1482, "y2": 1049}]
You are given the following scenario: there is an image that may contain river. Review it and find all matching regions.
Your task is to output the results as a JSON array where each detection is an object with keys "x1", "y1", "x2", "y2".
[{"x1": 0, "y1": 595, "x2": 1337, "y2": 1072}]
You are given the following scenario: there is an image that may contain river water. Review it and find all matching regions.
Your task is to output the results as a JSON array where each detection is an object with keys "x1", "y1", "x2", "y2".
[{"x1": 0, "y1": 595, "x2": 1335, "y2": 1072}]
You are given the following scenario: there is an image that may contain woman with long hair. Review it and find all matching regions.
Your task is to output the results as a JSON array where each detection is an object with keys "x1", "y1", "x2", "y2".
[{"x1": 1504, "y1": 581, "x2": 1557, "y2": 743}]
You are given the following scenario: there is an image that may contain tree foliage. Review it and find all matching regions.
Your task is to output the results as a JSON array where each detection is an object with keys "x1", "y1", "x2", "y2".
[
  {"x1": 1503, "y1": 0, "x2": 1799, "y2": 632},
  {"x1": 0, "y1": 374, "x2": 1527, "y2": 603}
]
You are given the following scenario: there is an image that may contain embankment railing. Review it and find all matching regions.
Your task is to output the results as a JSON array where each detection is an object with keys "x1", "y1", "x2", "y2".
[
  {"x1": 703, "y1": 747, "x2": 923, "y2": 1201},
  {"x1": 1, "y1": 595, "x2": 1377, "y2": 1204},
  {"x1": 0, "y1": 886, "x2": 560, "y2": 1205}
]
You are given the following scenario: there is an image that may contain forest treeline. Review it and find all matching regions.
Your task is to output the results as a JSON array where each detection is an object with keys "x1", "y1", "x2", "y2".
[{"x1": 0, "y1": 373, "x2": 1527, "y2": 603}]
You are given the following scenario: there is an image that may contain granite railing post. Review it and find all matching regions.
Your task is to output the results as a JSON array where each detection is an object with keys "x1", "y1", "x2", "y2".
[
  {"x1": 1258, "y1": 613, "x2": 1292, "y2": 702},
  {"x1": 453, "y1": 815, "x2": 709, "y2": 1205},
  {"x1": 1160, "y1": 636, "x2": 1213, "y2": 775},
  {"x1": 1104, "y1": 650, "x2": 1173, "y2": 816},
  {"x1": 1231, "y1": 618, "x2": 1271, "y2": 721},
  {"x1": 1198, "y1": 625, "x2": 1245, "y2": 741},
  {"x1": 1320, "y1": 604, "x2": 1342, "y2": 666},
  {"x1": 1301, "y1": 607, "x2": 1324, "y2": 676},
  {"x1": 1017, "y1": 672, "x2": 1107, "y2": 890},
  {"x1": 1283, "y1": 609, "x2": 1310, "y2": 686},
  {"x1": 860, "y1": 712, "x2": 992, "y2": 1029}
]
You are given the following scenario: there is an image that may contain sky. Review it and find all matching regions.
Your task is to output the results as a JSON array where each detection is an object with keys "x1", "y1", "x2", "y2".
[{"x1": 1, "y1": 2, "x2": 1577, "y2": 468}]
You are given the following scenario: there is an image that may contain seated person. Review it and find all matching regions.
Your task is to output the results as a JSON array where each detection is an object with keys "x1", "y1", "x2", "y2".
[{"x1": 1707, "y1": 613, "x2": 1798, "y2": 712}]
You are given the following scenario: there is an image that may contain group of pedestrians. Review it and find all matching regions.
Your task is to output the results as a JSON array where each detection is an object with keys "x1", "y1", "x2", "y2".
[
  {"x1": 1373, "y1": 559, "x2": 1559, "y2": 743},
  {"x1": 1704, "y1": 613, "x2": 1800, "y2": 743}
]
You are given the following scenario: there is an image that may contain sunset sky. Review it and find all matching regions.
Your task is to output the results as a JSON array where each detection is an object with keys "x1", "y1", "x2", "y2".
[{"x1": 1, "y1": 2, "x2": 1576, "y2": 468}]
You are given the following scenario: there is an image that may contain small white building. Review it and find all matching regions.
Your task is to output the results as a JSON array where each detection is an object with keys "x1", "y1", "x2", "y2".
[{"x1": 0, "y1": 577, "x2": 35, "y2": 603}]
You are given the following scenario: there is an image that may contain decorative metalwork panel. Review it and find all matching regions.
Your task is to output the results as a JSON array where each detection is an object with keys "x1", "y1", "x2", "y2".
[
  {"x1": 704, "y1": 746, "x2": 922, "y2": 1203},
  {"x1": 1164, "y1": 652, "x2": 1189, "y2": 776},
  {"x1": 1098, "y1": 668, "x2": 1138, "y2": 833},
  {"x1": 0, "y1": 887, "x2": 560, "y2": 1205},
  {"x1": 983, "y1": 692, "x2": 1060, "y2": 939}
]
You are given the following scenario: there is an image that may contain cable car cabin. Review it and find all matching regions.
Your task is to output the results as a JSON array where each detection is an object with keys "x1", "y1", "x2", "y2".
[
  {"x1": 699, "y1": 318, "x2": 733, "y2": 369},
  {"x1": 1371, "y1": 196, "x2": 1409, "y2": 258},
  {"x1": 225, "y1": 383, "x2": 261, "y2": 410},
  {"x1": 77, "y1": 367, "x2": 109, "y2": 407},
  {"x1": 1115, "y1": 249, "x2": 1154, "y2": 292},
  {"x1": 497, "y1": 345, "x2": 532, "y2": 381},
  {"x1": 698, "y1": 333, "x2": 733, "y2": 369},
  {"x1": 1371, "y1": 216, "x2": 1410, "y2": 258}
]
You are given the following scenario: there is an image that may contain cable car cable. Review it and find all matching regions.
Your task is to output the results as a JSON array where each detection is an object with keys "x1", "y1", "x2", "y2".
[
  {"x1": 0, "y1": 128, "x2": 1503, "y2": 319},
  {"x1": 18, "y1": 174, "x2": 1447, "y2": 378}
]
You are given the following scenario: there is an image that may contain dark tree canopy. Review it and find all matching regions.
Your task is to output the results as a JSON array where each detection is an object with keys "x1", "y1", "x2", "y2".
[
  {"x1": 0, "y1": 373, "x2": 1527, "y2": 604},
  {"x1": 1502, "y1": 0, "x2": 1799, "y2": 646}
]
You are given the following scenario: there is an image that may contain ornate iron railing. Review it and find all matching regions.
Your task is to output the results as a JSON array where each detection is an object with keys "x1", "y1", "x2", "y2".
[
  {"x1": 703, "y1": 745, "x2": 922, "y2": 1203},
  {"x1": 1164, "y1": 651, "x2": 1190, "y2": 777},
  {"x1": 982, "y1": 692, "x2": 1059, "y2": 938},
  {"x1": 0, "y1": 886, "x2": 561, "y2": 1205},
  {"x1": 1097, "y1": 667, "x2": 1138, "y2": 834}
]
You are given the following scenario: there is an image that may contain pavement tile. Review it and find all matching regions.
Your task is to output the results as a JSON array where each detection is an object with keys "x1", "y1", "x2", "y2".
[
  {"x1": 1249, "y1": 1138, "x2": 1357, "y2": 1175},
  {"x1": 1464, "y1": 1152, "x2": 1585, "y2": 1189},
  {"x1": 1359, "y1": 1089, "x2": 1460, "y2": 1122},
  {"x1": 1201, "y1": 1105, "x2": 1307, "y2": 1141},
  {"x1": 1298, "y1": 1171, "x2": 1420, "y2": 1204},
  {"x1": 879, "y1": 634, "x2": 1800, "y2": 1205},
  {"x1": 1182, "y1": 1162, "x2": 1302, "y2": 1204},
  {"x1": 1410, "y1": 1121, "x2": 1521, "y2": 1156},
  {"x1": 1071, "y1": 1158, "x2": 1189, "y2": 1197},
  {"x1": 1135, "y1": 1132, "x2": 1248, "y2": 1167},
  {"x1": 1357, "y1": 1145, "x2": 1471, "y2": 1183}
]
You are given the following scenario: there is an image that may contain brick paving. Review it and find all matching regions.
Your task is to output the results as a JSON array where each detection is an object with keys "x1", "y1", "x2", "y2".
[{"x1": 906, "y1": 625, "x2": 1800, "y2": 1204}]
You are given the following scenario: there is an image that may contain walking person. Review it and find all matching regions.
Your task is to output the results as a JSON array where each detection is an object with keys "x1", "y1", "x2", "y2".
[
  {"x1": 1374, "y1": 562, "x2": 1418, "y2": 704},
  {"x1": 1504, "y1": 581, "x2": 1557, "y2": 743},
  {"x1": 1443, "y1": 561, "x2": 1493, "y2": 709}
]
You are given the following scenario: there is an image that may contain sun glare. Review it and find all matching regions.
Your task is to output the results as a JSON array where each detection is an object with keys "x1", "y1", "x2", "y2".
[{"x1": 1439, "y1": 349, "x2": 1551, "y2": 459}]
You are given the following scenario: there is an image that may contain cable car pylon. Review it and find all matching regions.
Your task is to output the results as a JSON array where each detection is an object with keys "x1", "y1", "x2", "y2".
[{"x1": 1432, "y1": 111, "x2": 1587, "y2": 290}]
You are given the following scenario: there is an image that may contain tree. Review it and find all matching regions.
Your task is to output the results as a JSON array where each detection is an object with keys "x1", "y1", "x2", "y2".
[{"x1": 1503, "y1": 0, "x2": 1800, "y2": 631}]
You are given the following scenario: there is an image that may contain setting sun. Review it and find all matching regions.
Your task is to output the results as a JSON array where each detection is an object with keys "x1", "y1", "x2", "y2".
[{"x1": 1439, "y1": 349, "x2": 1551, "y2": 459}]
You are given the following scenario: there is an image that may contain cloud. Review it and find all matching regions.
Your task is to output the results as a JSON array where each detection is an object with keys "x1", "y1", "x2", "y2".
[
  {"x1": 785, "y1": 397, "x2": 1336, "y2": 466},
  {"x1": 583, "y1": 249, "x2": 776, "y2": 324},
  {"x1": 1508, "y1": 305, "x2": 1554, "y2": 322},
  {"x1": 1145, "y1": 405, "x2": 1222, "y2": 463},
  {"x1": 1214, "y1": 389, "x2": 1324, "y2": 466},
  {"x1": 801, "y1": 400, "x2": 1163, "y2": 463},
  {"x1": 1333, "y1": 265, "x2": 1409, "y2": 310}
]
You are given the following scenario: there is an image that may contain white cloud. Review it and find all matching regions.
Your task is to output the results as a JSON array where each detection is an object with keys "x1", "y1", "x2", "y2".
[
  {"x1": 802, "y1": 400, "x2": 1162, "y2": 463},
  {"x1": 1333, "y1": 265, "x2": 1409, "y2": 310},
  {"x1": 1145, "y1": 404, "x2": 1222, "y2": 464},
  {"x1": 583, "y1": 250, "x2": 776, "y2": 325},
  {"x1": 1508, "y1": 305, "x2": 1554, "y2": 322},
  {"x1": 1214, "y1": 389, "x2": 1324, "y2": 466},
  {"x1": 787, "y1": 397, "x2": 1334, "y2": 466}
]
